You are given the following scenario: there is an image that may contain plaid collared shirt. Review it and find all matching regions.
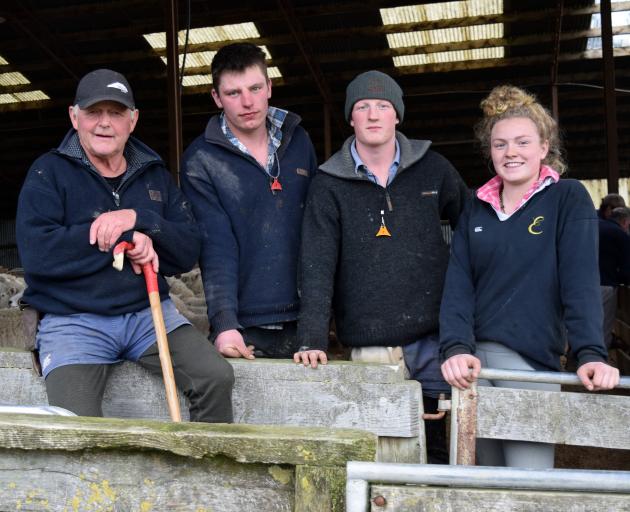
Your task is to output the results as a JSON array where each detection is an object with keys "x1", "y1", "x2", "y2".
[
  {"x1": 476, "y1": 165, "x2": 560, "y2": 220},
  {"x1": 220, "y1": 106, "x2": 287, "y2": 174}
]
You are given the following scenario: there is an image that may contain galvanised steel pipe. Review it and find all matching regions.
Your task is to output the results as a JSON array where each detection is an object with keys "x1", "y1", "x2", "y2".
[
  {"x1": 479, "y1": 368, "x2": 630, "y2": 388},
  {"x1": 346, "y1": 462, "x2": 630, "y2": 512}
]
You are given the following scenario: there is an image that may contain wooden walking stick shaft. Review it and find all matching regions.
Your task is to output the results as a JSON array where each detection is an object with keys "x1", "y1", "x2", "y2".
[
  {"x1": 143, "y1": 265, "x2": 182, "y2": 422},
  {"x1": 112, "y1": 241, "x2": 181, "y2": 422}
]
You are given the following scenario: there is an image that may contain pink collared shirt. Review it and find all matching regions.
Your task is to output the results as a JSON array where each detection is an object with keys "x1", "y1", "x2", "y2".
[{"x1": 476, "y1": 165, "x2": 560, "y2": 220}]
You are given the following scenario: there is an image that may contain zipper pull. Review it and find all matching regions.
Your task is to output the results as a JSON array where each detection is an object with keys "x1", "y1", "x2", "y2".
[
  {"x1": 112, "y1": 191, "x2": 120, "y2": 207},
  {"x1": 385, "y1": 190, "x2": 393, "y2": 212},
  {"x1": 376, "y1": 209, "x2": 392, "y2": 237}
]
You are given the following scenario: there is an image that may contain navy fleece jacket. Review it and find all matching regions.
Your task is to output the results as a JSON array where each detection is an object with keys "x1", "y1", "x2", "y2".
[
  {"x1": 16, "y1": 130, "x2": 200, "y2": 315},
  {"x1": 180, "y1": 112, "x2": 317, "y2": 333},
  {"x1": 439, "y1": 179, "x2": 608, "y2": 370}
]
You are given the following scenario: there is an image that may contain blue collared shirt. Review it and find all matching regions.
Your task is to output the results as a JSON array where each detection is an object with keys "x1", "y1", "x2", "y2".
[{"x1": 350, "y1": 139, "x2": 400, "y2": 187}]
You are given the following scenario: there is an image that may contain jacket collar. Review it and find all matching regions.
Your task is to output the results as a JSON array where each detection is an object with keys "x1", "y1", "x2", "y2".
[
  {"x1": 319, "y1": 131, "x2": 431, "y2": 181},
  {"x1": 56, "y1": 129, "x2": 161, "y2": 174},
  {"x1": 203, "y1": 109, "x2": 302, "y2": 161}
]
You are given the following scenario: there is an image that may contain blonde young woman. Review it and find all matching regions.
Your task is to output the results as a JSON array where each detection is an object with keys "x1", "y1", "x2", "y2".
[{"x1": 439, "y1": 85, "x2": 619, "y2": 468}]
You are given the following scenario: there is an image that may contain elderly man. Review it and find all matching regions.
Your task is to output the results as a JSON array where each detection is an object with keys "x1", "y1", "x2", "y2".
[
  {"x1": 181, "y1": 43, "x2": 317, "y2": 360},
  {"x1": 295, "y1": 70, "x2": 468, "y2": 463},
  {"x1": 16, "y1": 69, "x2": 234, "y2": 421}
]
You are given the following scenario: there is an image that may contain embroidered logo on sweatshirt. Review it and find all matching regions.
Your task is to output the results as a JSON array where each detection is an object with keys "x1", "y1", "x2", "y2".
[
  {"x1": 474, "y1": 226, "x2": 483, "y2": 233},
  {"x1": 296, "y1": 168, "x2": 309, "y2": 177},
  {"x1": 528, "y1": 216, "x2": 544, "y2": 235}
]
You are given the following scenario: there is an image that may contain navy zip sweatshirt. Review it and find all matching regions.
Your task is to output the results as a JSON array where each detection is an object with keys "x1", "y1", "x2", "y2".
[
  {"x1": 439, "y1": 179, "x2": 608, "y2": 370},
  {"x1": 16, "y1": 130, "x2": 200, "y2": 315},
  {"x1": 180, "y1": 112, "x2": 317, "y2": 333}
]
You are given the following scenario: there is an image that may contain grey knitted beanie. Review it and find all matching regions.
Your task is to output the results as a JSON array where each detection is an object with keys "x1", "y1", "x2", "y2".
[{"x1": 344, "y1": 70, "x2": 404, "y2": 123}]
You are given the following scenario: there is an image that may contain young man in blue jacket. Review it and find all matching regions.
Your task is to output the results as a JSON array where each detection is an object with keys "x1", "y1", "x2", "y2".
[
  {"x1": 16, "y1": 69, "x2": 234, "y2": 422},
  {"x1": 181, "y1": 43, "x2": 317, "y2": 360}
]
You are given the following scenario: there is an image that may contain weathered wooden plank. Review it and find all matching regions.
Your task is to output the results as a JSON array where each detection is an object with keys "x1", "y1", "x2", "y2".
[
  {"x1": 295, "y1": 465, "x2": 345, "y2": 512},
  {"x1": 0, "y1": 449, "x2": 295, "y2": 511},
  {"x1": 377, "y1": 436, "x2": 424, "y2": 464},
  {"x1": 232, "y1": 378, "x2": 420, "y2": 437},
  {"x1": 0, "y1": 350, "x2": 422, "y2": 439},
  {"x1": 230, "y1": 358, "x2": 407, "y2": 384},
  {"x1": 476, "y1": 387, "x2": 630, "y2": 450},
  {"x1": 0, "y1": 347, "x2": 40, "y2": 369},
  {"x1": 0, "y1": 309, "x2": 33, "y2": 351},
  {"x1": 370, "y1": 485, "x2": 630, "y2": 511},
  {"x1": 0, "y1": 414, "x2": 376, "y2": 466}
]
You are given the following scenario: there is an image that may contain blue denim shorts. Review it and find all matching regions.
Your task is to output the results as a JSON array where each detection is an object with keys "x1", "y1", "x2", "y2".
[{"x1": 37, "y1": 299, "x2": 190, "y2": 377}]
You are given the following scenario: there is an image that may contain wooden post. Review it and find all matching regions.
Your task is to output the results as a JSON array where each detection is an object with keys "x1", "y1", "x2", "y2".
[
  {"x1": 164, "y1": 0, "x2": 182, "y2": 183},
  {"x1": 324, "y1": 103, "x2": 332, "y2": 160},
  {"x1": 601, "y1": 0, "x2": 619, "y2": 194}
]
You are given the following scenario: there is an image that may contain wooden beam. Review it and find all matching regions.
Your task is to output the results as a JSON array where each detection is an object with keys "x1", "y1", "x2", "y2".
[
  {"x1": 276, "y1": 0, "x2": 346, "y2": 136},
  {"x1": 6, "y1": 1, "x2": 85, "y2": 81},
  {"x1": 550, "y1": 1, "x2": 564, "y2": 120},
  {"x1": 164, "y1": 0, "x2": 182, "y2": 182},
  {"x1": 15, "y1": 1, "x2": 630, "y2": 48}
]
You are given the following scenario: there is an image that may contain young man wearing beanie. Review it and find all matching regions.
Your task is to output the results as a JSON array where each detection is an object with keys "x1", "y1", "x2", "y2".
[
  {"x1": 16, "y1": 69, "x2": 234, "y2": 422},
  {"x1": 294, "y1": 70, "x2": 468, "y2": 463},
  {"x1": 181, "y1": 43, "x2": 317, "y2": 360}
]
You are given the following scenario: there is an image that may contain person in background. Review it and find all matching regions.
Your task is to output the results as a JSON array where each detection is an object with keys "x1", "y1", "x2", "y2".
[
  {"x1": 598, "y1": 193, "x2": 626, "y2": 220},
  {"x1": 599, "y1": 206, "x2": 630, "y2": 347},
  {"x1": 439, "y1": 85, "x2": 619, "y2": 468}
]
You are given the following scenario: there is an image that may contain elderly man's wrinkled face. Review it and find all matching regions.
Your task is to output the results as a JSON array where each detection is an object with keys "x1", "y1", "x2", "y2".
[{"x1": 69, "y1": 101, "x2": 138, "y2": 164}]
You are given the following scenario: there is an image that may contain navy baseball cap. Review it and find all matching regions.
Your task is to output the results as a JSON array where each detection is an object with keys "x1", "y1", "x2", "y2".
[{"x1": 73, "y1": 69, "x2": 135, "y2": 109}]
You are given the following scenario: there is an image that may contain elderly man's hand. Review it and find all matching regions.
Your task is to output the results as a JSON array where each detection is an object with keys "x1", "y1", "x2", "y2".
[
  {"x1": 125, "y1": 232, "x2": 159, "y2": 274},
  {"x1": 90, "y1": 209, "x2": 136, "y2": 252}
]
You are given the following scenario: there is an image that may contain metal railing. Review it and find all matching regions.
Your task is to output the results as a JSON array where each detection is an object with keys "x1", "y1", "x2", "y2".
[
  {"x1": 346, "y1": 462, "x2": 630, "y2": 512},
  {"x1": 347, "y1": 368, "x2": 630, "y2": 510},
  {"x1": 450, "y1": 367, "x2": 630, "y2": 465},
  {"x1": 478, "y1": 367, "x2": 630, "y2": 388}
]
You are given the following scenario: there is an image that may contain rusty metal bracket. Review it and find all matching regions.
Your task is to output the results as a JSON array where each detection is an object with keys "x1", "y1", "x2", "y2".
[
  {"x1": 422, "y1": 393, "x2": 451, "y2": 420},
  {"x1": 449, "y1": 383, "x2": 478, "y2": 465}
]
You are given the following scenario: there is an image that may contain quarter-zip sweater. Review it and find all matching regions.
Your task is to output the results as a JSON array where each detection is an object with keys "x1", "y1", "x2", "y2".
[
  {"x1": 180, "y1": 112, "x2": 317, "y2": 333},
  {"x1": 16, "y1": 130, "x2": 201, "y2": 315},
  {"x1": 297, "y1": 132, "x2": 468, "y2": 349},
  {"x1": 439, "y1": 179, "x2": 608, "y2": 370}
]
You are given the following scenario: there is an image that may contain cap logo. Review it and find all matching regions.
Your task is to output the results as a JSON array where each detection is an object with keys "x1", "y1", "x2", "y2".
[
  {"x1": 107, "y1": 82, "x2": 128, "y2": 94},
  {"x1": 367, "y1": 83, "x2": 384, "y2": 94}
]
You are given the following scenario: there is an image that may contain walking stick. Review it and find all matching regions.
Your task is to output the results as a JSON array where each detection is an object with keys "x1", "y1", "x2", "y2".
[{"x1": 113, "y1": 241, "x2": 182, "y2": 422}]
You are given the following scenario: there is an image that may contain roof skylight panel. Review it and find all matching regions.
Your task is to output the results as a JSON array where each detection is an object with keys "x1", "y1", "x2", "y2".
[
  {"x1": 144, "y1": 23, "x2": 282, "y2": 85},
  {"x1": 381, "y1": 1, "x2": 504, "y2": 69}
]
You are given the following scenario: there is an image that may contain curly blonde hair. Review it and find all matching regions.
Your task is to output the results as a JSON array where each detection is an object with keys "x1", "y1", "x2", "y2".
[{"x1": 475, "y1": 85, "x2": 566, "y2": 174}]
